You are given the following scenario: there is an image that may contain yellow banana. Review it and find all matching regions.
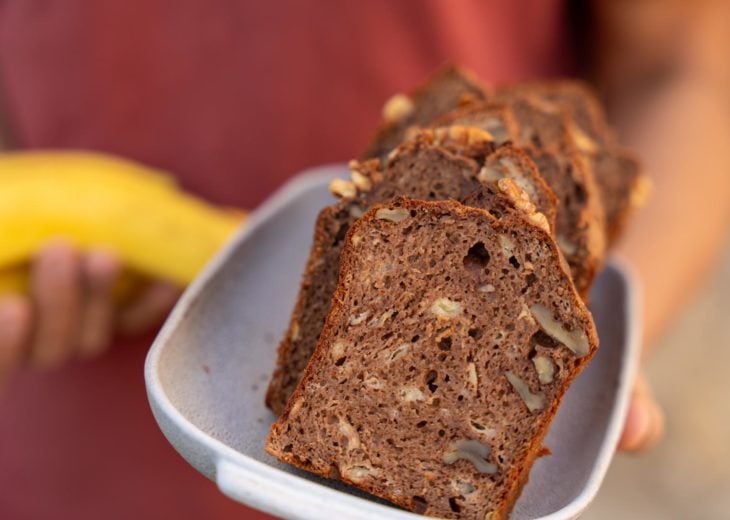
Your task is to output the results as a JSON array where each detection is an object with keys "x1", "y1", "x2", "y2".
[{"x1": 0, "y1": 151, "x2": 245, "y2": 294}]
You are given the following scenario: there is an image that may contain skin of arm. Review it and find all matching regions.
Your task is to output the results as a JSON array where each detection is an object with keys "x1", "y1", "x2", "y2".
[
  {"x1": 589, "y1": 0, "x2": 730, "y2": 450},
  {"x1": 593, "y1": 0, "x2": 730, "y2": 346}
]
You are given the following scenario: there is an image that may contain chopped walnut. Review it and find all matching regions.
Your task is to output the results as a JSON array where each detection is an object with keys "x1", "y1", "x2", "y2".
[
  {"x1": 505, "y1": 371, "x2": 544, "y2": 412},
  {"x1": 443, "y1": 439, "x2": 497, "y2": 474},
  {"x1": 375, "y1": 207, "x2": 410, "y2": 223},
  {"x1": 530, "y1": 304, "x2": 590, "y2": 357},
  {"x1": 329, "y1": 178, "x2": 356, "y2": 199},
  {"x1": 430, "y1": 297, "x2": 463, "y2": 318},
  {"x1": 382, "y1": 93, "x2": 414, "y2": 122}
]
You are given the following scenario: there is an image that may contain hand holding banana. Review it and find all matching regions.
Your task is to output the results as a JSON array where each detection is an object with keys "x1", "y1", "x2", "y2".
[{"x1": 0, "y1": 151, "x2": 245, "y2": 384}]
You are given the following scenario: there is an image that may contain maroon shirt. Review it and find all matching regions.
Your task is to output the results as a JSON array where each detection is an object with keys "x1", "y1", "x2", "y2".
[{"x1": 0, "y1": 1, "x2": 574, "y2": 518}]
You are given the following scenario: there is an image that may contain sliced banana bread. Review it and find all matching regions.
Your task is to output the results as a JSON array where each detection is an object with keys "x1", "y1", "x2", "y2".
[
  {"x1": 266, "y1": 127, "x2": 557, "y2": 414},
  {"x1": 446, "y1": 93, "x2": 607, "y2": 294},
  {"x1": 362, "y1": 65, "x2": 488, "y2": 161},
  {"x1": 267, "y1": 197, "x2": 598, "y2": 519},
  {"x1": 509, "y1": 81, "x2": 647, "y2": 245}
]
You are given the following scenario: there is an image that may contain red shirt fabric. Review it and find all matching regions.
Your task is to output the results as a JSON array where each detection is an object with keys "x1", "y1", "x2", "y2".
[{"x1": 0, "y1": 1, "x2": 574, "y2": 518}]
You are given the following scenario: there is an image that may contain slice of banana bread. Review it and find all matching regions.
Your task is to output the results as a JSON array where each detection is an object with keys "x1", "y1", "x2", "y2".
[
  {"x1": 267, "y1": 197, "x2": 598, "y2": 519},
  {"x1": 362, "y1": 65, "x2": 488, "y2": 161},
  {"x1": 584, "y1": 147, "x2": 647, "y2": 244},
  {"x1": 479, "y1": 92, "x2": 607, "y2": 294},
  {"x1": 508, "y1": 80, "x2": 614, "y2": 146},
  {"x1": 510, "y1": 81, "x2": 647, "y2": 245},
  {"x1": 266, "y1": 127, "x2": 557, "y2": 414}
]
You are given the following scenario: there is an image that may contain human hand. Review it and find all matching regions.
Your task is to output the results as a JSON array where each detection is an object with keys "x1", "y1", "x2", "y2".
[
  {"x1": 0, "y1": 240, "x2": 181, "y2": 386},
  {"x1": 618, "y1": 370, "x2": 665, "y2": 452}
]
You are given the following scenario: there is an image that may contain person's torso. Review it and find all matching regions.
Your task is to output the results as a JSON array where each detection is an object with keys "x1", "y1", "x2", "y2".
[{"x1": 0, "y1": 2, "x2": 572, "y2": 518}]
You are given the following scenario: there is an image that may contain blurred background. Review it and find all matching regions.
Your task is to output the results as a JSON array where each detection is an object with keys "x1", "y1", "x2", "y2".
[
  {"x1": 589, "y1": 246, "x2": 730, "y2": 519},
  {"x1": 1, "y1": 1, "x2": 729, "y2": 519}
]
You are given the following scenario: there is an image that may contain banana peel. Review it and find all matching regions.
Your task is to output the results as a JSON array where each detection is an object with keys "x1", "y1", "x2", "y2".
[{"x1": 0, "y1": 151, "x2": 246, "y2": 296}]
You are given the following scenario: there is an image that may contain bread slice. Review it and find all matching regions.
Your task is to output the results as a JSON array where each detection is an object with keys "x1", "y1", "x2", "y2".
[
  {"x1": 265, "y1": 127, "x2": 557, "y2": 414},
  {"x1": 362, "y1": 65, "x2": 488, "y2": 161},
  {"x1": 438, "y1": 94, "x2": 606, "y2": 295},
  {"x1": 507, "y1": 81, "x2": 647, "y2": 245},
  {"x1": 507, "y1": 79, "x2": 614, "y2": 146},
  {"x1": 267, "y1": 197, "x2": 599, "y2": 519},
  {"x1": 584, "y1": 147, "x2": 646, "y2": 244}
]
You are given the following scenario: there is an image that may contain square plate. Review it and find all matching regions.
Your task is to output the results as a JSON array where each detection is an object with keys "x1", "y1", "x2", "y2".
[{"x1": 145, "y1": 165, "x2": 641, "y2": 519}]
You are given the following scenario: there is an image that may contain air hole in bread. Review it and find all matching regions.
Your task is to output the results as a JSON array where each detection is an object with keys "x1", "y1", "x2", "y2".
[
  {"x1": 463, "y1": 241, "x2": 491, "y2": 271},
  {"x1": 425, "y1": 370, "x2": 438, "y2": 392}
]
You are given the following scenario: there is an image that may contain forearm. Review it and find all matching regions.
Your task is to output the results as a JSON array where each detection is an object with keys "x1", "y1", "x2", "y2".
[
  {"x1": 592, "y1": 0, "x2": 730, "y2": 345},
  {"x1": 615, "y1": 79, "x2": 730, "y2": 346}
]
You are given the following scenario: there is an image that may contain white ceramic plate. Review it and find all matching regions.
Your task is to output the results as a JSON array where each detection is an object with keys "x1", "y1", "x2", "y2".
[{"x1": 145, "y1": 165, "x2": 641, "y2": 520}]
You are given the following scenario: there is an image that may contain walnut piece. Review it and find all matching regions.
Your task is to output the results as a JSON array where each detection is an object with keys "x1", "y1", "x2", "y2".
[
  {"x1": 348, "y1": 311, "x2": 370, "y2": 326},
  {"x1": 329, "y1": 178, "x2": 356, "y2": 199},
  {"x1": 571, "y1": 125, "x2": 598, "y2": 153},
  {"x1": 477, "y1": 165, "x2": 502, "y2": 183},
  {"x1": 467, "y1": 363, "x2": 478, "y2": 390},
  {"x1": 387, "y1": 343, "x2": 410, "y2": 363},
  {"x1": 630, "y1": 175, "x2": 653, "y2": 208},
  {"x1": 330, "y1": 340, "x2": 347, "y2": 362},
  {"x1": 505, "y1": 371, "x2": 544, "y2": 412},
  {"x1": 399, "y1": 386, "x2": 426, "y2": 402},
  {"x1": 530, "y1": 304, "x2": 590, "y2": 357},
  {"x1": 338, "y1": 416, "x2": 361, "y2": 451},
  {"x1": 430, "y1": 297, "x2": 463, "y2": 318},
  {"x1": 350, "y1": 170, "x2": 372, "y2": 192},
  {"x1": 442, "y1": 439, "x2": 497, "y2": 474},
  {"x1": 432, "y1": 125, "x2": 494, "y2": 148},
  {"x1": 454, "y1": 480, "x2": 476, "y2": 495},
  {"x1": 342, "y1": 465, "x2": 375, "y2": 483},
  {"x1": 532, "y1": 355, "x2": 555, "y2": 384},
  {"x1": 375, "y1": 207, "x2": 410, "y2": 223},
  {"x1": 498, "y1": 234, "x2": 516, "y2": 257},
  {"x1": 557, "y1": 235, "x2": 578, "y2": 256},
  {"x1": 290, "y1": 321, "x2": 300, "y2": 341},
  {"x1": 382, "y1": 93, "x2": 414, "y2": 122}
]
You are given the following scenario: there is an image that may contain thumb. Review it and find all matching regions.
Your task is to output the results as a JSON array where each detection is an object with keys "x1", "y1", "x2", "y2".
[{"x1": 618, "y1": 370, "x2": 665, "y2": 452}]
